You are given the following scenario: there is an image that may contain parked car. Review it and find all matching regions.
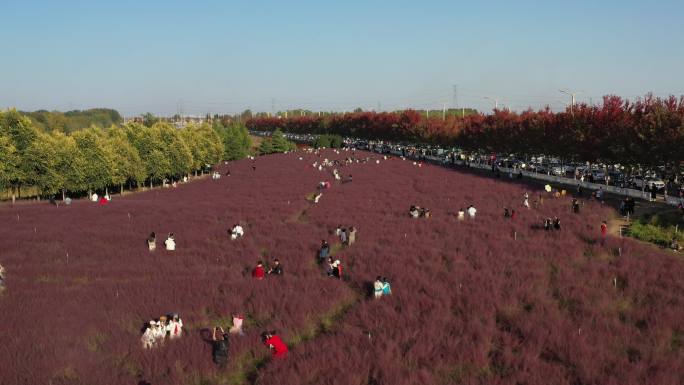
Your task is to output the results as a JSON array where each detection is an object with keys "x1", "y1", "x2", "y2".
[{"x1": 632, "y1": 176, "x2": 666, "y2": 190}]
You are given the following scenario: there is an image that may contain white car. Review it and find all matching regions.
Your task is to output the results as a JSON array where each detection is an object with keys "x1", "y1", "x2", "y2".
[{"x1": 632, "y1": 177, "x2": 665, "y2": 190}]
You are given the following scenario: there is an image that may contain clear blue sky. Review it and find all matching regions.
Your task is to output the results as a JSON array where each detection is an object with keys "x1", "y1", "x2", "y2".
[{"x1": 1, "y1": 0, "x2": 683, "y2": 116}]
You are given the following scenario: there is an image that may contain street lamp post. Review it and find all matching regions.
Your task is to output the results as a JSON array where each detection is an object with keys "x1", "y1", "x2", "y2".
[
  {"x1": 484, "y1": 96, "x2": 498, "y2": 110},
  {"x1": 559, "y1": 89, "x2": 579, "y2": 113}
]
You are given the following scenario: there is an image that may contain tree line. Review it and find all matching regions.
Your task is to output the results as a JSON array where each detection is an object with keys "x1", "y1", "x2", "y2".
[
  {"x1": 22, "y1": 108, "x2": 123, "y2": 133},
  {"x1": 0, "y1": 109, "x2": 255, "y2": 201},
  {"x1": 247, "y1": 94, "x2": 684, "y2": 168}
]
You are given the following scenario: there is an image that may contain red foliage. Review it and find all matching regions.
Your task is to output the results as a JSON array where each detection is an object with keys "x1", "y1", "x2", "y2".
[
  {"x1": 247, "y1": 95, "x2": 684, "y2": 164},
  {"x1": 1, "y1": 150, "x2": 683, "y2": 384}
]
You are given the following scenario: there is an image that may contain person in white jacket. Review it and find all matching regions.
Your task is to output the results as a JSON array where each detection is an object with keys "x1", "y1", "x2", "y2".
[
  {"x1": 141, "y1": 321, "x2": 157, "y2": 349},
  {"x1": 229, "y1": 314, "x2": 245, "y2": 335},
  {"x1": 467, "y1": 205, "x2": 477, "y2": 218},
  {"x1": 165, "y1": 233, "x2": 176, "y2": 251},
  {"x1": 373, "y1": 276, "x2": 384, "y2": 299},
  {"x1": 231, "y1": 224, "x2": 244, "y2": 240},
  {"x1": 167, "y1": 314, "x2": 183, "y2": 339}
]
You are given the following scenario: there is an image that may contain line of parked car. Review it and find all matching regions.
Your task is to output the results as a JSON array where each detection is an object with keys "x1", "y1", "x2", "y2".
[{"x1": 249, "y1": 131, "x2": 683, "y2": 195}]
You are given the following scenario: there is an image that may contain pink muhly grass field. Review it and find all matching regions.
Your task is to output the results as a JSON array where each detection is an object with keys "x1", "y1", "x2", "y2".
[{"x1": 0, "y1": 150, "x2": 682, "y2": 385}]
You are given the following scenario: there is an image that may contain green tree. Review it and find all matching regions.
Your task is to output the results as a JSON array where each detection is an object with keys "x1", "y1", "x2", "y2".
[
  {"x1": 0, "y1": 134, "x2": 18, "y2": 192},
  {"x1": 72, "y1": 127, "x2": 113, "y2": 196},
  {"x1": 270, "y1": 129, "x2": 295, "y2": 153},
  {"x1": 23, "y1": 132, "x2": 60, "y2": 196},
  {"x1": 259, "y1": 138, "x2": 274, "y2": 154},
  {"x1": 51, "y1": 131, "x2": 86, "y2": 200},
  {"x1": 224, "y1": 123, "x2": 251, "y2": 160},
  {"x1": 154, "y1": 122, "x2": 193, "y2": 179},
  {"x1": 107, "y1": 127, "x2": 146, "y2": 193},
  {"x1": 142, "y1": 113, "x2": 159, "y2": 128},
  {"x1": 0, "y1": 109, "x2": 38, "y2": 200}
]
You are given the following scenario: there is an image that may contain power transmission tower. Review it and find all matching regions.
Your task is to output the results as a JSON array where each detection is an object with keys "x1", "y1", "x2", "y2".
[{"x1": 452, "y1": 84, "x2": 458, "y2": 111}]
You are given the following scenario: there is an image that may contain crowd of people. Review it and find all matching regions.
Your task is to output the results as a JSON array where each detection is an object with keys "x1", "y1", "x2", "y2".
[
  {"x1": 131, "y1": 147, "x2": 667, "y2": 375},
  {"x1": 141, "y1": 314, "x2": 184, "y2": 349}
]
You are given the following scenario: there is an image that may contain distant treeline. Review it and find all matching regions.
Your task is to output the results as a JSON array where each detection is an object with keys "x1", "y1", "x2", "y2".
[
  {"x1": 21, "y1": 108, "x2": 122, "y2": 133},
  {"x1": 247, "y1": 94, "x2": 684, "y2": 167},
  {"x1": 0, "y1": 109, "x2": 260, "y2": 201}
]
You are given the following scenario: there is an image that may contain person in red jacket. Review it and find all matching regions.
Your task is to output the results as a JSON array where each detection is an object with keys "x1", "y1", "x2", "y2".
[
  {"x1": 600, "y1": 221, "x2": 608, "y2": 245},
  {"x1": 252, "y1": 261, "x2": 265, "y2": 280},
  {"x1": 262, "y1": 331, "x2": 288, "y2": 358}
]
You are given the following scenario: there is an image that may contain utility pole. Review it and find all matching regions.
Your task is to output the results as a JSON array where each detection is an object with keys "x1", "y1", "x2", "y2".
[
  {"x1": 271, "y1": 98, "x2": 276, "y2": 117},
  {"x1": 452, "y1": 84, "x2": 458, "y2": 110},
  {"x1": 442, "y1": 103, "x2": 446, "y2": 120}
]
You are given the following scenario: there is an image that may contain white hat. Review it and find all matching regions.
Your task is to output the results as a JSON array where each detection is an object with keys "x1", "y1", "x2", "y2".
[{"x1": 149, "y1": 320, "x2": 156, "y2": 326}]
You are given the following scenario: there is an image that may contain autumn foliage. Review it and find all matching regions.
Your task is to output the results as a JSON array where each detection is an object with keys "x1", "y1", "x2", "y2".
[{"x1": 247, "y1": 94, "x2": 684, "y2": 166}]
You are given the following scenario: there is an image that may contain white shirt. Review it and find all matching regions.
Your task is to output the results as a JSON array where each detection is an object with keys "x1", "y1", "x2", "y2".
[
  {"x1": 467, "y1": 207, "x2": 477, "y2": 217},
  {"x1": 165, "y1": 238, "x2": 176, "y2": 251},
  {"x1": 167, "y1": 319, "x2": 183, "y2": 338},
  {"x1": 233, "y1": 226, "x2": 244, "y2": 236}
]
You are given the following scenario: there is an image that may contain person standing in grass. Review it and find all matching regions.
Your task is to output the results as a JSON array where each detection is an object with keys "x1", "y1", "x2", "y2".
[
  {"x1": 168, "y1": 314, "x2": 183, "y2": 339},
  {"x1": 165, "y1": 233, "x2": 176, "y2": 251},
  {"x1": 467, "y1": 205, "x2": 477, "y2": 219},
  {"x1": 457, "y1": 208, "x2": 465, "y2": 220},
  {"x1": 253, "y1": 261, "x2": 265, "y2": 280},
  {"x1": 382, "y1": 277, "x2": 392, "y2": 295},
  {"x1": 340, "y1": 228, "x2": 348, "y2": 244},
  {"x1": 348, "y1": 227, "x2": 357, "y2": 245},
  {"x1": 333, "y1": 259, "x2": 343, "y2": 279},
  {"x1": 600, "y1": 221, "x2": 608, "y2": 245},
  {"x1": 319, "y1": 240, "x2": 330, "y2": 261},
  {"x1": 141, "y1": 321, "x2": 157, "y2": 349},
  {"x1": 211, "y1": 327, "x2": 230, "y2": 368},
  {"x1": 373, "y1": 276, "x2": 384, "y2": 299},
  {"x1": 147, "y1": 232, "x2": 156, "y2": 251}
]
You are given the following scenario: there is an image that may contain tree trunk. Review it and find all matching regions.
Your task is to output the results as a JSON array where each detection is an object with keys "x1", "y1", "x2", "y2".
[
  {"x1": 105, "y1": 186, "x2": 109, "y2": 198},
  {"x1": 120, "y1": 184, "x2": 124, "y2": 194},
  {"x1": 150, "y1": 179, "x2": 153, "y2": 189},
  {"x1": 62, "y1": 189, "x2": 66, "y2": 201}
]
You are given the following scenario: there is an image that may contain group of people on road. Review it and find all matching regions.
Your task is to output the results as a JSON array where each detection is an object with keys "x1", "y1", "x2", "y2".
[
  {"x1": 141, "y1": 314, "x2": 184, "y2": 349},
  {"x1": 147, "y1": 232, "x2": 176, "y2": 251}
]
